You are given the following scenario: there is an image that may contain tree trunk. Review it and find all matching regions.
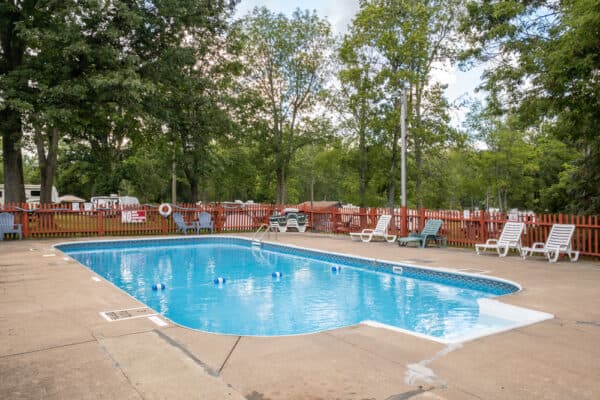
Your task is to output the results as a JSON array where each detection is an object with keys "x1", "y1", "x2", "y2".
[
  {"x1": 35, "y1": 128, "x2": 60, "y2": 204},
  {"x1": 387, "y1": 102, "x2": 400, "y2": 210},
  {"x1": 1, "y1": 5, "x2": 27, "y2": 203},
  {"x1": 414, "y1": 83, "x2": 423, "y2": 209},
  {"x1": 276, "y1": 166, "x2": 286, "y2": 205},
  {"x1": 387, "y1": 133, "x2": 399, "y2": 210},
  {"x1": 1, "y1": 110, "x2": 26, "y2": 203},
  {"x1": 310, "y1": 174, "x2": 315, "y2": 204},
  {"x1": 189, "y1": 178, "x2": 199, "y2": 204},
  {"x1": 182, "y1": 163, "x2": 199, "y2": 204},
  {"x1": 415, "y1": 139, "x2": 422, "y2": 208},
  {"x1": 359, "y1": 124, "x2": 367, "y2": 208}
]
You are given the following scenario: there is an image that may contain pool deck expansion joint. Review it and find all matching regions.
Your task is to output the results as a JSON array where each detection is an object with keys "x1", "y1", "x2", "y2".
[
  {"x1": 218, "y1": 335, "x2": 242, "y2": 375},
  {"x1": 154, "y1": 328, "x2": 220, "y2": 377}
]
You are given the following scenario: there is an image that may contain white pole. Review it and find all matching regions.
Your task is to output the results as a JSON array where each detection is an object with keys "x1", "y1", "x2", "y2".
[{"x1": 400, "y1": 86, "x2": 407, "y2": 208}]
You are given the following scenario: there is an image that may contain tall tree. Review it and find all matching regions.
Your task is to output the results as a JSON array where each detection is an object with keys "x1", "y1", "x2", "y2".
[
  {"x1": 460, "y1": 0, "x2": 600, "y2": 213},
  {"x1": 147, "y1": 31, "x2": 237, "y2": 203},
  {"x1": 339, "y1": 40, "x2": 381, "y2": 207},
  {"x1": 344, "y1": 0, "x2": 460, "y2": 209},
  {"x1": 3, "y1": 1, "x2": 239, "y2": 203},
  {"x1": 0, "y1": 0, "x2": 32, "y2": 202},
  {"x1": 237, "y1": 7, "x2": 334, "y2": 204}
]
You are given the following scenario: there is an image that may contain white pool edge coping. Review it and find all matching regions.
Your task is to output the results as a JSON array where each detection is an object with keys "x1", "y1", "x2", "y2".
[{"x1": 363, "y1": 299, "x2": 554, "y2": 344}]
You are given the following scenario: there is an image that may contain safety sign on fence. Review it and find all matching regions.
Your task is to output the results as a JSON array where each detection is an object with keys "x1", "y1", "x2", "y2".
[{"x1": 122, "y1": 210, "x2": 146, "y2": 223}]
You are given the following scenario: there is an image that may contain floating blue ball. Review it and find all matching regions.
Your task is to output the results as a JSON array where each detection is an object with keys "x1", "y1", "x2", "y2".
[
  {"x1": 214, "y1": 277, "x2": 226, "y2": 285},
  {"x1": 152, "y1": 283, "x2": 165, "y2": 291},
  {"x1": 331, "y1": 266, "x2": 342, "y2": 272},
  {"x1": 272, "y1": 271, "x2": 282, "y2": 278}
]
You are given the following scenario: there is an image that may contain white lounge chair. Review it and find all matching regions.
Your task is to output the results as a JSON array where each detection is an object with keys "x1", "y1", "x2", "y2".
[
  {"x1": 521, "y1": 224, "x2": 579, "y2": 263},
  {"x1": 475, "y1": 222, "x2": 525, "y2": 257},
  {"x1": 350, "y1": 214, "x2": 396, "y2": 243}
]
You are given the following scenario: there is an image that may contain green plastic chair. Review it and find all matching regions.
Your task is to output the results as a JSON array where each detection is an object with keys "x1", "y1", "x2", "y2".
[{"x1": 397, "y1": 219, "x2": 444, "y2": 248}]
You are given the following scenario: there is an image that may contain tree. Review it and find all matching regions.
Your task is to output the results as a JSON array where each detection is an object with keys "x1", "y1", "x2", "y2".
[
  {"x1": 237, "y1": 7, "x2": 334, "y2": 204},
  {"x1": 460, "y1": 0, "x2": 600, "y2": 213},
  {"x1": 343, "y1": 0, "x2": 460, "y2": 209},
  {"x1": 339, "y1": 37, "x2": 382, "y2": 207},
  {"x1": 139, "y1": 1, "x2": 239, "y2": 203},
  {"x1": 0, "y1": 0, "x2": 31, "y2": 202},
  {"x1": 147, "y1": 39, "x2": 237, "y2": 203},
  {"x1": 3, "y1": 1, "x2": 239, "y2": 204}
]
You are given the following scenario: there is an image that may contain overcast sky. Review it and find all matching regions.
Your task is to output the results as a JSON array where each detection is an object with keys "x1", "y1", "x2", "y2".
[{"x1": 233, "y1": 0, "x2": 485, "y2": 127}]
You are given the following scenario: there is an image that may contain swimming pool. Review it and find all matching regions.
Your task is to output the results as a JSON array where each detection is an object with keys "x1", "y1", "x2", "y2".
[{"x1": 56, "y1": 237, "x2": 552, "y2": 342}]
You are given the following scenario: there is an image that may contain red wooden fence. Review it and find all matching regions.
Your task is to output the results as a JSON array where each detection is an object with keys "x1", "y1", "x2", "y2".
[{"x1": 1, "y1": 203, "x2": 598, "y2": 257}]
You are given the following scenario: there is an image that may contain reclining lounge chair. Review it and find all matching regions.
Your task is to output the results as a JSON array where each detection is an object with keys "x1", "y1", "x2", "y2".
[
  {"x1": 475, "y1": 222, "x2": 525, "y2": 257},
  {"x1": 521, "y1": 224, "x2": 579, "y2": 262},
  {"x1": 350, "y1": 214, "x2": 396, "y2": 243},
  {"x1": 397, "y1": 219, "x2": 444, "y2": 248}
]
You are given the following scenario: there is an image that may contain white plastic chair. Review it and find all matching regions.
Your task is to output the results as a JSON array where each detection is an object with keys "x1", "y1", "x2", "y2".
[
  {"x1": 285, "y1": 213, "x2": 307, "y2": 232},
  {"x1": 350, "y1": 214, "x2": 396, "y2": 243},
  {"x1": 475, "y1": 222, "x2": 525, "y2": 257},
  {"x1": 521, "y1": 224, "x2": 579, "y2": 263}
]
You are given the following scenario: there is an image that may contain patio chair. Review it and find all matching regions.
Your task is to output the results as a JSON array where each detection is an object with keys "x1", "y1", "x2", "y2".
[
  {"x1": 350, "y1": 214, "x2": 396, "y2": 243},
  {"x1": 475, "y1": 222, "x2": 525, "y2": 257},
  {"x1": 0, "y1": 212, "x2": 23, "y2": 240},
  {"x1": 197, "y1": 211, "x2": 214, "y2": 233},
  {"x1": 397, "y1": 219, "x2": 443, "y2": 248},
  {"x1": 285, "y1": 213, "x2": 307, "y2": 232},
  {"x1": 521, "y1": 224, "x2": 579, "y2": 263},
  {"x1": 172, "y1": 212, "x2": 199, "y2": 235}
]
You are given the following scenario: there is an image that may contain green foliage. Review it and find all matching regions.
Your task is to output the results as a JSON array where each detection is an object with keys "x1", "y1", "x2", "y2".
[
  {"x1": 339, "y1": 0, "x2": 461, "y2": 208},
  {"x1": 460, "y1": 0, "x2": 600, "y2": 213},
  {"x1": 237, "y1": 7, "x2": 334, "y2": 204},
  {"x1": 2, "y1": 1, "x2": 596, "y2": 214}
]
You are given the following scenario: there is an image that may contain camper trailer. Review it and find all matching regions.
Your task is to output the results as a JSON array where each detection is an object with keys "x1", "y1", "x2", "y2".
[
  {"x1": 90, "y1": 194, "x2": 140, "y2": 208},
  {"x1": 0, "y1": 184, "x2": 59, "y2": 205}
]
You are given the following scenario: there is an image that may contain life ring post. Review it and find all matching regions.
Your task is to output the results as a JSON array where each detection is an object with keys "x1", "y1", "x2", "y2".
[{"x1": 159, "y1": 203, "x2": 173, "y2": 218}]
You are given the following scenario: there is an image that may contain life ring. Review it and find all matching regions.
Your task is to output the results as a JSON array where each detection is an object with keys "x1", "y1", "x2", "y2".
[{"x1": 159, "y1": 203, "x2": 172, "y2": 217}]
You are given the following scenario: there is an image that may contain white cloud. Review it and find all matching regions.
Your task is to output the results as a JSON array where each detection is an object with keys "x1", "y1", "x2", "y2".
[{"x1": 234, "y1": 0, "x2": 359, "y2": 34}]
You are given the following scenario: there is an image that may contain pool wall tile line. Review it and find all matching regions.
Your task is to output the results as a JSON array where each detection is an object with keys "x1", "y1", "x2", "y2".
[{"x1": 55, "y1": 236, "x2": 520, "y2": 296}]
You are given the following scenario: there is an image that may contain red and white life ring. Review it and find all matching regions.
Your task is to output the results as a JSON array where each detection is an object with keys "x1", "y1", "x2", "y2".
[{"x1": 158, "y1": 203, "x2": 172, "y2": 217}]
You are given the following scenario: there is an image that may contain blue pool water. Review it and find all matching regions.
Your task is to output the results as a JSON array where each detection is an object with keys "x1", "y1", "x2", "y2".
[{"x1": 57, "y1": 237, "x2": 521, "y2": 340}]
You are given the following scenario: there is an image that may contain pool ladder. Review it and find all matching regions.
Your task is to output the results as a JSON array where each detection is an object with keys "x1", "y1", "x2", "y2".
[{"x1": 252, "y1": 223, "x2": 276, "y2": 246}]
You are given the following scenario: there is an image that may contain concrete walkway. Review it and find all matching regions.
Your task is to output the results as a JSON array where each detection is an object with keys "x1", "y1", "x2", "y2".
[{"x1": 1, "y1": 234, "x2": 599, "y2": 399}]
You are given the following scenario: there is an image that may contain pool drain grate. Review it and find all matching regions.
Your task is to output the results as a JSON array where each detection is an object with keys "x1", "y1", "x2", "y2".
[{"x1": 100, "y1": 307, "x2": 156, "y2": 322}]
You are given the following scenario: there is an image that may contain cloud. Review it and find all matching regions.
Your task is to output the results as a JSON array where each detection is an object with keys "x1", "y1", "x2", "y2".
[
  {"x1": 234, "y1": 0, "x2": 359, "y2": 34},
  {"x1": 232, "y1": 1, "x2": 485, "y2": 127}
]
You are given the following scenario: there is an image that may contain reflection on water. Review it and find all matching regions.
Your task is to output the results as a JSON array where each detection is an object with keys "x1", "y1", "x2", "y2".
[{"x1": 66, "y1": 242, "x2": 500, "y2": 338}]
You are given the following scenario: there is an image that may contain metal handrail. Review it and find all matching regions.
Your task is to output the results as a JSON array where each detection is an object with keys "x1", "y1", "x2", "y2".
[{"x1": 252, "y1": 223, "x2": 274, "y2": 243}]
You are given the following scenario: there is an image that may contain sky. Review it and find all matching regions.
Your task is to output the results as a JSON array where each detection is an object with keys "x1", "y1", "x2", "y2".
[{"x1": 233, "y1": 0, "x2": 486, "y2": 128}]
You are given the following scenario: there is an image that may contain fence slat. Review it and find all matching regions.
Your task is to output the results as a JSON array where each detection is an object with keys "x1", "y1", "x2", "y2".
[{"x1": 1, "y1": 202, "x2": 598, "y2": 257}]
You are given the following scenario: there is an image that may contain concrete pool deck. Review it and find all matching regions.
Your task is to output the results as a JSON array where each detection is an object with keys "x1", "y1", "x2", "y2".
[{"x1": 1, "y1": 233, "x2": 599, "y2": 399}]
